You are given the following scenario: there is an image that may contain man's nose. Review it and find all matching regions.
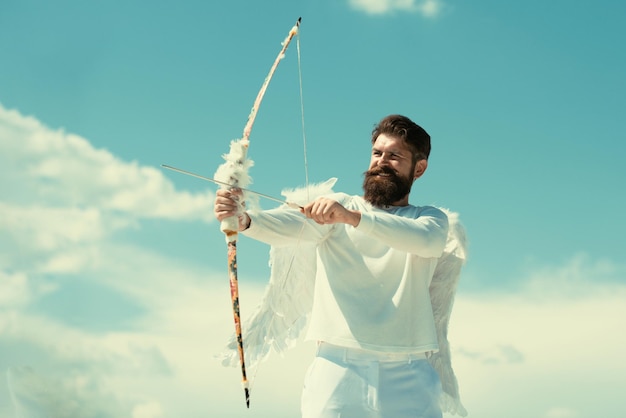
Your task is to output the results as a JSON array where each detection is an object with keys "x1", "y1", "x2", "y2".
[{"x1": 377, "y1": 154, "x2": 391, "y2": 166}]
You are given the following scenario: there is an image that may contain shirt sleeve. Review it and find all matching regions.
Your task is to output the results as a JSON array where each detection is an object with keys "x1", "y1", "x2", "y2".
[
  {"x1": 243, "y1": 206, "x2": 331, "y2": 247},
  {"x1": 356, "y1": 206, "x2": 449, "y2": 258}
]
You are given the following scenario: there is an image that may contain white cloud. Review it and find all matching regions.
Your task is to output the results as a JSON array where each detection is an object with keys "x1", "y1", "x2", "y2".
[
  {"x1": 1, "y1": 276, "x2": 311, "y2": 418},
  {"x1": 420, "y1": 0, "x2": 443, "y2": 17},
  {"x1": 448, "y1": 260, "x2": 626, "y2": 418},
  {"x1": 132, "y1": 401, "x2": 163, "y2": 418},
  {"x1": 0, "y1": 103, "x2": 227, "y2": 416},
  {"x1": 348, "y1": 0, "x2": 444, "y2": 17},
  {"x1": 0, "y1": 104, "x2": 215, "y2": 223},
  {"x1": 0, "y1": 101, "x2": 220, "y2": 280},
  {"x1": 544, "y1": 407, "x2": 579, "y2": 418},
  {"x1": 6, "y1": 366, "x2": 129, "y2": 418},
  {"x1": 0, "y1": 271, "x2": 32, "y2": 309}
]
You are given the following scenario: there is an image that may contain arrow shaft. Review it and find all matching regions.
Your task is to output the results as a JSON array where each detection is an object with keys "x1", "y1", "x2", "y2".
[{"x1": 161, "y1": 164, "x2": 302, "y2": 209}]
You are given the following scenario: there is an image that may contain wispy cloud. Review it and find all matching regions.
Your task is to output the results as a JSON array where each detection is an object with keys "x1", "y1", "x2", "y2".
[
  {"x1": 348, "y1": 0, "x2": 445, "y2": 17},
  {"x1": 0, "y1": 104, "x2": 229, "y2": 417},
  {"x1": 451, "y1": 258, "x2": 626, "y2": 417},
  {"x1": 0, "y1": 104, "x2": 214, "y2": 224},
  {"x1": 0, "y1": 103, "x2": 220, "y2": 304}
]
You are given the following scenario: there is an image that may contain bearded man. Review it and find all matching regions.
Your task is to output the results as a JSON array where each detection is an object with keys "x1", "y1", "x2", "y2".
[{"x1": 214, "y1": 115, "x2": 458, "y2": 418}]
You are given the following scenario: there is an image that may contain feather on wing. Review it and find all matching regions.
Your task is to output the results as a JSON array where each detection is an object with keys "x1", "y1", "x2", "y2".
[
  {"x1": 427, "y1": 208, "x2": 468, "y2": 416},
  {"x1": 218, "y1": 178, "x2": 337, "y2": 368}
]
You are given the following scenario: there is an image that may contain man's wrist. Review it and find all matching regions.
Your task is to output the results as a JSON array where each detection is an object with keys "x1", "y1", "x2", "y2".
[{"x1": 349, "y1": 210, "x2": 361, "y2": 227}]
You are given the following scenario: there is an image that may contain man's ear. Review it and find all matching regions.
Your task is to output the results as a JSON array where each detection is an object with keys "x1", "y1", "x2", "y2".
[{"x1": 413, "y1": 159, "x2": 428, "y2": 180}]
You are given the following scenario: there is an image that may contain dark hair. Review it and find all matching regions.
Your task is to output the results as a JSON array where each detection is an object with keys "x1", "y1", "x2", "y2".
[{"x1": 371, "y1": 115, "x2": 431, "y2": 162}]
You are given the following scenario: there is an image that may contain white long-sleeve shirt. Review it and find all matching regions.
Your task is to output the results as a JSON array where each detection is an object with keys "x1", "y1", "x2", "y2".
[{"x1": 244, "y1": 193, "x2": 449, "y2": 353}]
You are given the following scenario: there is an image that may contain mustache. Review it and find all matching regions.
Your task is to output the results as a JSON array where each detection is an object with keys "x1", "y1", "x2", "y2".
[{"x1": 365, "y1": 166, "x2": 398, "y2": 178}]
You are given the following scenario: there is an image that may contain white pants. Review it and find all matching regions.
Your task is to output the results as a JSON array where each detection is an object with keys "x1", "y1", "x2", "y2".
[{"x1": 301, "y1": 343, "x2": 442, "y2": 418}]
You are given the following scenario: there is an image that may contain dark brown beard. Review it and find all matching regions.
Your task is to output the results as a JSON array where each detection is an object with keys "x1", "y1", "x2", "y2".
[{"x1": 362, "y1": 166, "x2": 413, "y2": 207}]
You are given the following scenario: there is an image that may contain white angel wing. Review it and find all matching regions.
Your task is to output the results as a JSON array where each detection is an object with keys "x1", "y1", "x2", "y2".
[
  {"x1": 218, "y1": 240, "x2": 317, "y2": 367},
  {"x1": 218, "y1": 178, "x2": 337, "y2": 368},
  {"x1": 427, "y1": 208, "x2": 468, "y2": 416}
]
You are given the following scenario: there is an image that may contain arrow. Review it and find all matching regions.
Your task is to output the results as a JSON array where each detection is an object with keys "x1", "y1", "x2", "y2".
[{"x1": 161, "y1": 164, "x2": 303, "y2": 210}]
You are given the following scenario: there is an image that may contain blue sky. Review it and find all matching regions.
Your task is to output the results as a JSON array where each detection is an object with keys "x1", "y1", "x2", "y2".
[{"x1": 1, "y1": 0, "x2": 625, "y2": 417}]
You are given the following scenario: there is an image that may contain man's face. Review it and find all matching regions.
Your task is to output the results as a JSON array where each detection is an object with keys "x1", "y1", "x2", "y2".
[{"x1": 362, "y1": 133, "x2": 421, "y2": 207}]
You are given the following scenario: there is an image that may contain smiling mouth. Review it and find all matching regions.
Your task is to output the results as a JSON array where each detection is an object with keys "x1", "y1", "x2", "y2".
[{"x1": 367, "y1": 167, "x2": 396, "y2": 178}]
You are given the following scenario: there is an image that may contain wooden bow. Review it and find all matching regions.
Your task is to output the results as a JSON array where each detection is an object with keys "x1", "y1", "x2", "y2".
[{"x1": 213, "y1": 17, "x2": 301, "y2": 408}]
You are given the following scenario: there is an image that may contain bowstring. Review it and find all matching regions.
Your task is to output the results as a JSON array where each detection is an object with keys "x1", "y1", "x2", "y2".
[
  {"x1": 247, "y1": 27, "x2": 311, "y2": 395},
  {"x1": 297, "y1": 28, "x2": 310, "y2": 201}
]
